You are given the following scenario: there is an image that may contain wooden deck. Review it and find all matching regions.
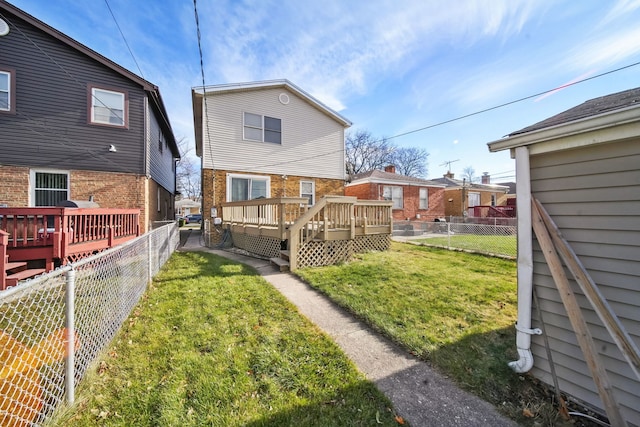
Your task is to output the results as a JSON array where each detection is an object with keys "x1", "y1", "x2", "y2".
[
  {"x1": 1, "y1": 207, "x2": 140, "y2": 290},
  {"x1": 220, "y1": 196, "x2": 393, "y2": 270}
]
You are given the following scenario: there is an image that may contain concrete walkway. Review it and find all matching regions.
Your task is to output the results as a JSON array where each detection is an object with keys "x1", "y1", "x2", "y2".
[{"x1": 179, "y1": 230, "x2": 519, "y2": 427}]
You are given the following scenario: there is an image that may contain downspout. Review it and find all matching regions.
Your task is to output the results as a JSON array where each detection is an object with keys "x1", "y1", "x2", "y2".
[{"x1": 508, "y1": 145, "x2": 541, "y2": 373}]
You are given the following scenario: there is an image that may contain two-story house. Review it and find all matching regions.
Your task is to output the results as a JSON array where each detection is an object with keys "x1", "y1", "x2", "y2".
[
  {"x1": 0, "y1": 2, "x2": 179, "y2": 232},
  {"x1": 192, "y1": 79, "x2": 352, "y2": 222}
]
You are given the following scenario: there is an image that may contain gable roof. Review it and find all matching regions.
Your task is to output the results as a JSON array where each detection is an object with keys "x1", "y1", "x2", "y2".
[
  {"x1": 488, "y1": 87, "x2": 640, "y2": 154},
  {"x1": 430, "y1": 176, "x2": 509, "y2": 192},
  {"x1": 0, "y1": 1, "x2": 179, "y2": 158},
  {"x1": 347, "y1": 169, "x2": 444, "y2": 187}
]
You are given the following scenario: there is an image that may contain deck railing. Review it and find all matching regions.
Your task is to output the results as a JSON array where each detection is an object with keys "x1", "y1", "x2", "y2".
[
  {"x1": 221, "y1": 197, "x2": 309, "y2": 240},
  {"x1": 468, "y1": 205, "x2": 516, "y2": 218},
  {"x1": 1, "y1": 208, "x2": 140, "y2": 282}
]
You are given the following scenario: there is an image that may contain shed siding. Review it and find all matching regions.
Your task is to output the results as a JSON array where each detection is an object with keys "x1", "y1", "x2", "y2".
[
  {"x1": 202, "y1": 87, "x2": 345, "y2": 180},
  {"x1": 0, "y1": 11, "x2": 145, "y2": 174},
  {"x1": 529, "y1": 138, "x2": 640, "y2": 423}
]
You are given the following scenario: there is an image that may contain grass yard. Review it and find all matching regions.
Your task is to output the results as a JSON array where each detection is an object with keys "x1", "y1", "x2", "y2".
[
  {"x1": 296, "y1": 242, "x2": 569, "y2": 426},
  {"x1": 54, "y1": 252, "x2": 400, "y2": 427},
  {"x1": 416, "y1": 234, "x2": 517, "y2": 257}
]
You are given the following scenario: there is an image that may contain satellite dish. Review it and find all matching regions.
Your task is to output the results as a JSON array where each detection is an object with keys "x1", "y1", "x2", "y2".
[{"x1": 0, "y1": 19, "x2": 9, "y2": 37}]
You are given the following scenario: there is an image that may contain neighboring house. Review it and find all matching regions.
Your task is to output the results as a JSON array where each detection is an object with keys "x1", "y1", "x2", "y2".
[
  {"x1": 0, "y1": 2, "x2": 179, "y2": 232},
  {"x1": 431, "y1": 172, "x2": 509, "y2": 217},
  {"x1": 192, "y1": 79, "x2": 351, "y2": 222},
  {"x1": 175, "y1": 198, "x2": 201, "y2": 218},
  {"x1": 345, "y1": 165, "x2": 445, "y2": 221},
  {"x1": 487, "y1": 87, "x2": 640, "y2": 425}
]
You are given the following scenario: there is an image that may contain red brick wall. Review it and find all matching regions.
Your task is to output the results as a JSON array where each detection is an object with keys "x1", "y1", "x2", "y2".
[
  {"x1": 0, "y1": 165, "x2": 29, "y2": 206},
  {"x1": 346, "y1": 182, "x2": 445, "y2": 221}
]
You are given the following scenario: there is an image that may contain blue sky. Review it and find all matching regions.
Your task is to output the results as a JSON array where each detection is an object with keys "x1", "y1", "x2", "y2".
[{"x1": 9, "y1": 0, "x2": 640, "y2": 182}]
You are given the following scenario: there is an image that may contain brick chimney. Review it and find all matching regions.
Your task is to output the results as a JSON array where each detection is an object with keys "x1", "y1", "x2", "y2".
[
  {"x1": 384, "y1": 165, "x2": 396, "y2": 174},
  {"x1": 481, "y1": 172, "x2": 490, "y2": 184},
  {"x1": 444, "y1": 171, "x2": 454, "y2": 179}
]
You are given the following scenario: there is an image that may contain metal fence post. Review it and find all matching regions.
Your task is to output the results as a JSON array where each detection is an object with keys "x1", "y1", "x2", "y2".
[
  {"x1": 447, "y1": 223, "x2": 451, "y2": 249},
  {"x1": 65, "y1": 268, "x2": 76, "y2": 404},
  {"x1": 147, "y1": 233, "x2": 153, "y2": 284}
]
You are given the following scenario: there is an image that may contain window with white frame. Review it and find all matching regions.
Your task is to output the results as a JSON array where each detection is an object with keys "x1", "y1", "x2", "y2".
[
  {"x1": 490, "y1": 193, "x2": 497, "y2": 207},
  {"x1": 468, "y1": 192, "x2": 480, "y2": 207},
  {"x1": 300, "y1": 181, "x2": 315, "y2": 206},
  {"x1": 90, "y1": 87, "x2": 126, "y2": 126},
  {"x1": 383, "y1": 185, "x2": 403, "y2": 209},
  {"x1": 227, "y1": 174, "x2": 270, "y2": 202},
  {"x1": 0, "y1": 70, "x2": 14, "y2": 113},
  {"x1": 419, "y1": 188, "x2": 428, "y2": 209},
  {"x1": 31, "y1": 170, "x2": 69, "y2": 206},
  {"x1": 243, "y1": 112, "x2": 281, "y2": 144}
]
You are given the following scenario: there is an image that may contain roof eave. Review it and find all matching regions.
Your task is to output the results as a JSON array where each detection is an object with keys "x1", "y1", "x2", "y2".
[{"x1": 487, "y1": 104, "x2": 640, "y2": 154}]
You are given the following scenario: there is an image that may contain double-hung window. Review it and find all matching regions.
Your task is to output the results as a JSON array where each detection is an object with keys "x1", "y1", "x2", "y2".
[
  {"x1": 31, "y1": 170, "x2": 69, "y2": 206},
  {"x1": 468, "y1": 192, "x2": 480, "y2": 207},
  {"x1": 300, "y1": 181, "x2": 315, "y2": 206},
  {"x1": 0, "y1": 69, "x2": 15, "y2": 113},
  {"x1": 90, "y1": 87, "x2": 126, "y2": 127},
  {"x1": 244, "y1": 112, "x2": 281, "y2": 144},
  {"x1": 227, "y1": 174, "x2": 270, "y2": 202},
  {"x1": 383, "y1": 185, "x2": 403, "y2": 209},
  {"x1": 419, "y1": 188, "x2": 429, "y2": 209}
]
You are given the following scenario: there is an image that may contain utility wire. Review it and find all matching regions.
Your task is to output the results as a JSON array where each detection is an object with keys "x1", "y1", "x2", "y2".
[{"x1": 104, "y1": 0, "x2": 145, "y2": 79}]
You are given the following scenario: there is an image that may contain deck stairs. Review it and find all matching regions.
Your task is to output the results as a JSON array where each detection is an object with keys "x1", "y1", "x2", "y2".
[
  {"x1": 270, "y1": 250, "x2": 290, "y2": 272},
  {"x1": 2, "y1": 254, "x2": 46, "y2": 290}
]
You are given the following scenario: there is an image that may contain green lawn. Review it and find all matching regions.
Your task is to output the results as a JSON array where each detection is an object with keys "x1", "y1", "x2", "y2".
[
  {"x1": 54, "y1": 252, "x2": 399, "y2": 427},
  {"x1": 296, "y1": 242, "x2": 566, "y2": 426},
  {"x1": 416, "y1": 234, "x2": 517, "y2": 257}
]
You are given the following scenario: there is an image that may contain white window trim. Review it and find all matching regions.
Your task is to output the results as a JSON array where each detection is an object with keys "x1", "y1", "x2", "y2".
[
  {"x1": 419, "y1": 187, "x2": 428, "y2": 209},
  {"x1": 383, "y1": 185, "x2": 403, "y2": 209},
  {"x1": 300, "y1": 180, "x2": 315, "y2": 206},
  {"x1": 29, "y1": 169, "x2": 70, "y2": 207},
  {"x1": 90, "y1": 86, "x2": 127, "y2": 127},
  {"x1": 243, "y1": 112, "x2": 282, "y2": 144},
  {"x1": 468, "y1": 192, "x2": 481, "y2": 207},
  {"x1": 0, "y1": 69, "x2": 15, "y2": 113},
  {"x1": 225, "y1": 173, "x2": 271, "y2": 202}
]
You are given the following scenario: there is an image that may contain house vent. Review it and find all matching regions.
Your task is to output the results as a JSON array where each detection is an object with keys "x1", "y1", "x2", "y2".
[
  {"x1": 0, "y1": 19, "x2": 9, "y2": 36},
  {"x1": 279, "y1": 93, "x2": 290, "y2": 105}
]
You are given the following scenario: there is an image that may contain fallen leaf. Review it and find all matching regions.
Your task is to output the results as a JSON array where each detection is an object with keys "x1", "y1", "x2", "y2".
[
  {"x1": 375, "y1": 411, "x2": 383, "y2": 424},
  {"x1": 395, "y1": 415, "x2": 405, "y2": 424},
  {"x1": 522, "y1": 408, "x2": 534, "y2": 418}
]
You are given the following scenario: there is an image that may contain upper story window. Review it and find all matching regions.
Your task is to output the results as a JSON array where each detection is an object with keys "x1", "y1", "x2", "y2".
[
  {"x1": 419, "y1": 188, "x2": 429, "y2": 209},
  {"x1": 383, "y1": 185, "x2": 403, "y2": 209},
  {"x1": 90, "y1": 86, "x2": 127, "y2": 127},
  {"x1": 243, "y1": 112, "x2": 281, "y2": 144},
  {"x1": 158, "y1": 130, "x2": 164, "y2": 153},
  {"x1": 0, "y1": 69, "x2": 15, "y2": 114}
]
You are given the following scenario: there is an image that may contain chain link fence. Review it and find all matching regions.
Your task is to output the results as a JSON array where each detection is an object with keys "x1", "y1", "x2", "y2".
[
  {"x1": 0, "y1": 222, "x2": 179, "y2": 427},
  {"x1": 394, "y1": 220, "x2": 517, "y2": 258}
]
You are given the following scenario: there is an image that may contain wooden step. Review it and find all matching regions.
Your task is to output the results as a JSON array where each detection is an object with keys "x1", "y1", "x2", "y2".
[
  {"x1": 269, "y1": 257, "x2": 290, "y2": 272},
  {"x1": 6, "y1": 268, "x2": 46, "y2": 287},
  {"x1": 5, "y1": 261, "x2": 28, "y2": 273}
]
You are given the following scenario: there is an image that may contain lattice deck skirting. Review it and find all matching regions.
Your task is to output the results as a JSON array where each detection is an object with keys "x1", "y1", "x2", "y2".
[
  {"x1": 230, "y1": 232, "x2": 282, "y2": 259},
  {"x1": 226, "y1": 231, "x2": 390, "y2": 268}
]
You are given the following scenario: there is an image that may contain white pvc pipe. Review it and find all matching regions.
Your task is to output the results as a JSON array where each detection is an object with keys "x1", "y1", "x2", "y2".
[{"x1": 509, "y1": 146, "x2": 536, "y2": 373}]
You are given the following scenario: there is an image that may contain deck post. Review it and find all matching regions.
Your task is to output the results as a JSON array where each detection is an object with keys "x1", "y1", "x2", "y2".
[{"x1": 1, "y1": 231, "x2": 8, "y2": 290}]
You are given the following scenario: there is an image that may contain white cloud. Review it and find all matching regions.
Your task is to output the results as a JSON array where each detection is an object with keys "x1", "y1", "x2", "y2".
[{"x1": 563, "y1": 26, "x2": 640, "y2": 71}]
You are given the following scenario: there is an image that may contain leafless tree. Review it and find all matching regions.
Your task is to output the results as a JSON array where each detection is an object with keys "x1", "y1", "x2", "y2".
[
  {"x1": 462, "y1": 166, "x2": 477, "y2": 183},
  {"x1": 345, "y1": 130, "x2": 395, "y2": 176},
  {"x1": 176, "y1": 137, "x2": 201, "y2": 200},
  {"x1": 345, "y1": 130, "x2": 430, "y2": 179},
  {"x1": 391, "y1": 147, "x2": 429, "y2": 178}
]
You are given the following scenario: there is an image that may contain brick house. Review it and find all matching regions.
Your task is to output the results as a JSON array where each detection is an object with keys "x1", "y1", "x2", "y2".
[
  {"x1": 345, "y1": 165, "x2": 445, "y2": 222},
  {"x1": 431, "y1": 172, "x2": 509, "y2": 218},
  {"x1": 192, "y1": 80, "x2": 351, "y2": 221},
  {"x1": 0, "y1": 2, "x2": 179, "y2": 232}
]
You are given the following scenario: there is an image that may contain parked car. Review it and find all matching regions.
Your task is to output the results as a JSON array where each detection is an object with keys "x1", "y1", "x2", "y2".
[{"x1": 186, "y1": 214, "x2": 202, "y2": 224}]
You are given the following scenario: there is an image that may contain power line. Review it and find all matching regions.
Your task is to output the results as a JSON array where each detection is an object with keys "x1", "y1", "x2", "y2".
[{"x1": 104, "y1": 0, "x2": 145, "y2": 79}]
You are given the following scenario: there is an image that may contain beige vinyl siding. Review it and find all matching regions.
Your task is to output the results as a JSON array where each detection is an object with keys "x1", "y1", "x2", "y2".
[
  {"x1": 529, "y1": 138, "x2": 640, "y2": 423},
  {"x1": 202, "y1": 87, "x2": 345, "y2": 180}
]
